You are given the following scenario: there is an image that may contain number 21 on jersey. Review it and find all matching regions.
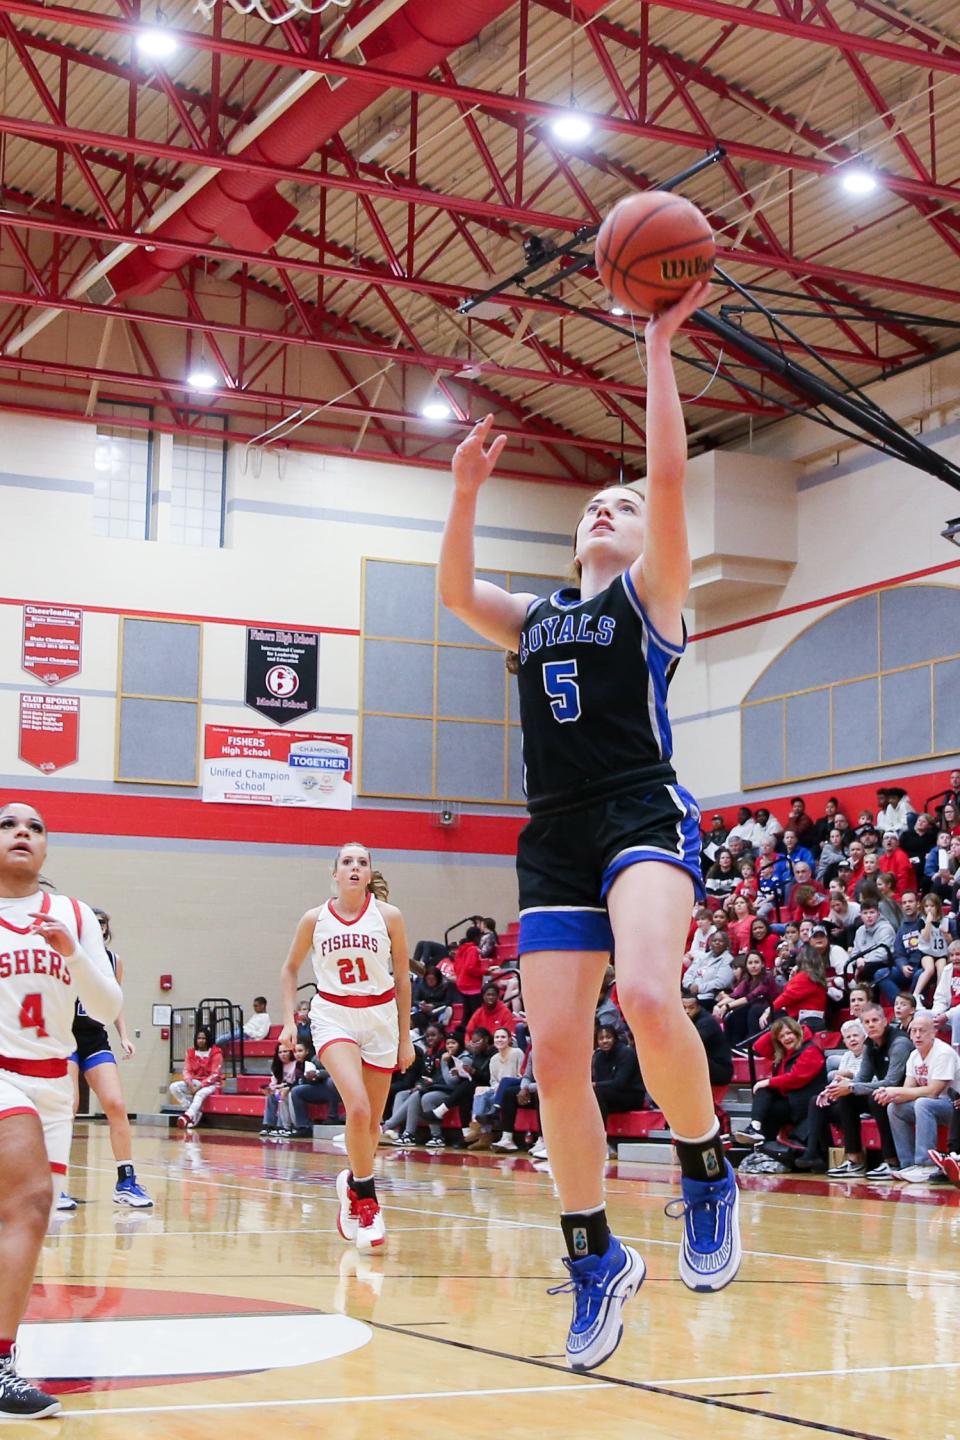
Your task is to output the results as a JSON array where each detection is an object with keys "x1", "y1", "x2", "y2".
[
  {"x1": 337, "y1": 955, "x2": 370, "y2": 986},
  {"x1": 543, "y1": 659, "x2": 581, "y2": 722}
]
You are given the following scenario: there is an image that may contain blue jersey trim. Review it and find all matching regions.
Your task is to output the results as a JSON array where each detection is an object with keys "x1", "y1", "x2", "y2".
[{"x1": 621, "y1": 571, "x2": 685, "y2": 656}]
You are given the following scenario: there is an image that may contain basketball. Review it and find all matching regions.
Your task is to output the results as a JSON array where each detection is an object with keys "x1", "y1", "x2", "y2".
[{"x1": 595, "y1": 190, "x2": 715, "y2": 315}]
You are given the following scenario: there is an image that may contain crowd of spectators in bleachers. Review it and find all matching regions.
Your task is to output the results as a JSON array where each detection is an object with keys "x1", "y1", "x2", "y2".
[{"x1": 171, "y1": 782, "x2": 960, "y2": 1183}]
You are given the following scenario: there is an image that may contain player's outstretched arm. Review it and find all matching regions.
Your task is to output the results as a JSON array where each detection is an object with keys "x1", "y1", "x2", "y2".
[
  {"x1": 632, "y1": 279, "x2": 710, "y2": 617},
  {"x1": 440, "y1": 414, "x2": 534, "y2": 649},
  {"x1": 279, "y1": 911, "x2": 316, "y2": 1051}
]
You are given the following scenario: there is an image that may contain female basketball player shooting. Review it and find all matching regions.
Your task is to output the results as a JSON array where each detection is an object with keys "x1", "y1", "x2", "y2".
[
  {"x1": 439, "y1": 279, "x2": 741, "y2": 1371},
  {"x1": 279, "y1": 844, "x2": 414, "y2": 1251},
  {"x1": 0, "y1": 802, "x2": 122, "y2": 1417}
]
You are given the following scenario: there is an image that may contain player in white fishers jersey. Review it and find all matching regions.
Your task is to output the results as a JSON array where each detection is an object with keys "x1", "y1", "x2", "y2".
[
  {"x1": 280, "y1": 842, "x2": 413, "y2": 1251},
  {"x1": 0, "y1": 802, "x2": 122, "y2": 1420}
]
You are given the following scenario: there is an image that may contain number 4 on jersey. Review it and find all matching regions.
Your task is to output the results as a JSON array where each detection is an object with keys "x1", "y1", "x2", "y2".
[
  {"x1": 18, "y1": 992, "x2": 48, "y2": 1037},
  {"x1": 543, "y1": 660, "x2": 581, "y2": 723}
]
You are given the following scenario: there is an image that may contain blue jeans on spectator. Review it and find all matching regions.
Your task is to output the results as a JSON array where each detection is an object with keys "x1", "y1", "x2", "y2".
[
  {"x1": 889, "y1": 1095, "x2": 956, "y2": 1167},
  {"x1": 870, "y1": 962, "x2": 912, "y2": 1004},
  {"x1": 472, "y1": 1076, "x2": 521, "y2": 1125},
  {"x1": 290, "y1": 1079, "x2": 342, "y2": 1129}
]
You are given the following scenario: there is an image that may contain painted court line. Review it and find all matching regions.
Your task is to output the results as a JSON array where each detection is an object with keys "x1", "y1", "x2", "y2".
[
  {"x1": 71, "y1": 1160, "x2": 960, "y2": 1285},
  {"x1": 63, "y1": 1381, "x2": 610, "y2": 1418},
  {"x1": 646, "y1": 1359, "x2": 960, "y2": 1387}
]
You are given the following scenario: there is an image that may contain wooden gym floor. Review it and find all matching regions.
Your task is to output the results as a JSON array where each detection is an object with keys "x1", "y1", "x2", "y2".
[{"x1": 19, "y1": 1123, "x2": 960, "y2": 1440}]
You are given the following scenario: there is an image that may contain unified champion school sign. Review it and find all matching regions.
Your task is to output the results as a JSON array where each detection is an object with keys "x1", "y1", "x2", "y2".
[
  {"x1": 244, "y1": 626, "x2": 318, "y2": 725},
  {"x1": 202, "y1": 726, "x2": 353, "y2": 809}
]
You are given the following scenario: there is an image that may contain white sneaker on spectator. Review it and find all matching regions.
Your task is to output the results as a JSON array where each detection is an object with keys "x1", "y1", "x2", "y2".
[
  {"x1": 381, "y1": 1128, "x2": 402, "y2": 1144},
  {"x1": 492, "y1": 1134, "x2": 518, "y2": 1152},
  {"x1": 335, "y1": 1168, "x2": 359, "y2": 1243},
  {"x1": 425, "y1": 1136, "x2": 445, "y2": 1149},
  {"x1": 356, "y1": 1197, "x2": 386, "y2": 1252},
  {"x1": 864, "y1": 1161, "x2": 898, "y2": 1180},
  {"x1": 826, "y1": 1159, "x2": 867, "y2": 1177},
  {"x1": 895, "y1": 1165, "x2": 939, "y2": 1184},
  {"x1": 530, "y1": 1137, "x2": 548, "y2": 1159}
]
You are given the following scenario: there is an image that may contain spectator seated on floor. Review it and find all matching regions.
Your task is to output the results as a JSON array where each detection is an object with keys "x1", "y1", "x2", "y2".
[
  {"x1": 411, "y1": 965, "x2": 454, "y2": 1034},
  {"x1": 733, "y1": 1016, "x2": 826, "y2": 1153},
  {"x1": 218, "y1": 995, "x2": 271, "y2": 1047},
  {"x1": 801, "y1": 1003, "x2": 911, "y2": 1178},
  {"x1": 795, "y1": 1019, "x2": 868, "y2": 1172},
  {"x1": 382, "y1": 1023, "x2": 447, "y2": 1144},
  {"x1": 464, "y1": 981, "x2": 518, "y2": 1041},
  {"x1": 288, "y1": 1047, "x2": 344, "y2": 1136},
  {"x1": 682, "y1": 991, "x2": 734, "y2": 1088},
  {"x1": 714, "y1": 950, "x2": 780, "y2": 1048},
  {"x1": 453, "y1": 1028, "x2": 494, "y2": 1146},
  {"x1": 591, "y1": 1024, "x2": 646, "y2": 1127},
  {"x1": 259, "y1": 1040, "x2": 305, "y2": 1138},
  {"x1": 762, "y1": 943, "x2": 829, "y2": 1031},
  {"x1": 878, "y1": 829, "x2": 914, "y2": 898},
  {"x1": 879, "y1": 1010, "x2": 960, "y2": 1183},
  {"x1": 418, "y1": 1035, "x2": 474, "y2": 1148},
  {"x1": 684, "y1": 931, "x2": 736, "y2": 1010},
  {"x1": 492, "y1": 1046, "x2": 540, "y2": 1153},
  {"x1": 170, "y1": 1027, "x2": 224, "y2": 1130},
  {"x1": 466, "y1": 1026, "x2": 524, "y2": 1150}
]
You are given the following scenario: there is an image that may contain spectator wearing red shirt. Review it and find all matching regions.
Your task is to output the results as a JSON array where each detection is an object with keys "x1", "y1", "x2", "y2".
[
  {"x1": 878, "y1": 830, "x2": 914, "y2": 899},
  {"x1": 726, "y1": 894, "x2": 756, "y2": 955},
  {"x1": 733, "y1": 1017, "x2": 827, "y2": 1148},
  {"x1": 747, "y1": 916, "x2": 780, "y2": 969},
  {"x1": 464, "y1": 982, "x2": 518, "y2": 1040},
  {"x1": 781, "y1": 867, "x2": 829, "y2": 925},
  {"x1": 453, "y1": 926, "x2": 489, "y2": 1021},
  {"x1": 764, "y1": 946, "x2": 829, "y2": 1030}
]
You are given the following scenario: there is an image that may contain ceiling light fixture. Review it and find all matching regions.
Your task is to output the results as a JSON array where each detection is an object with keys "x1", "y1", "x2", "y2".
[
  {"x1": 136, "y1": 25, "x2": 179, "y2": 60},
  {"x1": 839, "y1": 164, "x2": 879, "y2": 197},
  {"x1": 187, "y1": 367, "x2": 218, "y2": 391},
  {"x1": 550, "y1": 110, "x2": 593, "y2": 144},
  {"x1": 610, "y1": 305, "x2": 626, "y2": 318},
  {"x1": 421, "y1": 399, "x2": 453, "y2": 421}
]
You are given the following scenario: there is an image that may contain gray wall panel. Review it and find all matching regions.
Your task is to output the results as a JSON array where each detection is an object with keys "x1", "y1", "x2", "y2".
[
  {"x1": 438, "y1": 571, "x2": 506, "y2": 643},
  {"x1": 436, "y1": 721, "x2": 504, "y2": 800},
  {"x1": 361, "y1": 716, "x2": 433, "y2": 796},
  {"x1": 881, "y1": 585, "x2": 960, "y2": 669},
  {"x1": 508, "y1": 727, "x2": 525, "y2": 803},
  {"x1": 364, "y1": 561, "x2": 435, "y2": 640},
  {"x1": 748, "y1": 595, "x2": 877, "y2": 700},
  {"x1": 831, "y1": 679, "x2": 879, "y2": 771},
  {"x1": 117, "y1": 698, "x2": 197, "y2": 783},
  {"x1": 935, "y1": 659, "x2": 960, "y2": 752},
  {"x1": 785, "y1": 689, "x2": 830, "y2": 779},
  {"x1": 362, "y1": 639, "x2": 433, "y2": 716},
  {"x1": 121, "y1": 618, "x2": 200, "y2": 698},
  {"x1": 881, "y1": 667, "x2": 931, "y2": 761},
  {"x1": 742, "y1": 700, "x2": 784, "y2": 787},
  {"x1": 437, "y1": 646, "x2": 506, "y2": 721}
]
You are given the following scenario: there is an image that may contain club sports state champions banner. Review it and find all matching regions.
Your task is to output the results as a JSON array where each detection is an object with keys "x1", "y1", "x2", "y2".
[{"x1": 202, "y1": 726, "x2": 352, "y2": 809}]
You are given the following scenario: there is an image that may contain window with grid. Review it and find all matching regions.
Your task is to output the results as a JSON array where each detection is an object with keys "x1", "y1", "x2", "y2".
[
  {"x1": 170, "y1": 431, "x2": 226, "y2": 548},
  {"x1": 359, "y1": 558, "x2": 559, "y2": 804},
  {"x1": 93, "y1": 404, "x2": 153, "y2": 540}
]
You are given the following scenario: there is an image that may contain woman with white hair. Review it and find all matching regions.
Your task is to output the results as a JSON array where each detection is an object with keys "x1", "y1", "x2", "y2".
[{"x1": 795, "y1": 1019, "x2": 867, "y2": 1172}]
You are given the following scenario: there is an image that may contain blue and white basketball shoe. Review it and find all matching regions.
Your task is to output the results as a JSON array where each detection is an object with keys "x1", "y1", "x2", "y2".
[
  {"x1": 114, "y1": 1175, "x2": 153, "y2": 1208},
  {"x1": 666, "y1": 1159, "x2": 741, "y2": 1291},
  {"x1": 548, "y1": 1235, "x2": 645, "y2": 1371}
]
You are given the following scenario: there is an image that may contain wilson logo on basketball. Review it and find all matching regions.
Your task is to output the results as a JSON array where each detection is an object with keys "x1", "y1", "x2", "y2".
[{"x1": 660, "y1": 256, "x2": 714, "y2": 281}]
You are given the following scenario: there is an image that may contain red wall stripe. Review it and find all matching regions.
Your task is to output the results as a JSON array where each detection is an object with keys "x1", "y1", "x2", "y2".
[
  {"x1": 5, "y1": 787, "x2": 524, "y2": 856},
  {"x1": 0, "y1": 594, "x2": 358, "y2": 637},
  {"x1": 690, "y1": 556, "x2": 960, "y2": 643}
]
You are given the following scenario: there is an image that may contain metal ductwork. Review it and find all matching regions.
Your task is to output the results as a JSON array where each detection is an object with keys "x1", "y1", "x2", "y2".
[{"x1": 110, "y1": 0, "x2": 517, "y2": 299}]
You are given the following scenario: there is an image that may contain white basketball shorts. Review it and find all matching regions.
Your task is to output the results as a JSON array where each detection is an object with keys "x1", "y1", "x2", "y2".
[
  {"x1": 310, "y1": 990, "x2": 399, "y2": 1072},
  {"x1": 0, "y1": 1068, "x2": 73, "y2": 1174}
]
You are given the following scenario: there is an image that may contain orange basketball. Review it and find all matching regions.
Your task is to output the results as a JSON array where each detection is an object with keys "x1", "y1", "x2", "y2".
[{"x1": 595, "y1": 191, "x2": 715, "y2": 315}]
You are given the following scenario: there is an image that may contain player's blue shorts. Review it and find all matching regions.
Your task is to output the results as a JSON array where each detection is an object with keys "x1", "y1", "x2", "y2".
[{"x1": 517, "y1": 779, "x2": 704, "y2": 956}]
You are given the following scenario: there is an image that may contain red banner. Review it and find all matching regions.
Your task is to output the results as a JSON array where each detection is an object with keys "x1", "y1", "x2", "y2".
[
  {"x1": 22, "y1": 604, "x2": 83, "y2": 686},
  {"x1": 19, "y1": 694, "x2": 80, "y2": 775}
]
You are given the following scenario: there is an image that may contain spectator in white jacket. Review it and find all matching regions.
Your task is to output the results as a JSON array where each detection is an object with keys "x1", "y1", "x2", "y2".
[
  {"x1": 684, "y1": 933, "x2": 736, "y2": 1010},
  {"x1": 930, "y1": 940, "x2": 960, "y2": 1052},
  {"x1": 219, "y1": 995, "x2": 271, "y2": 1046}
]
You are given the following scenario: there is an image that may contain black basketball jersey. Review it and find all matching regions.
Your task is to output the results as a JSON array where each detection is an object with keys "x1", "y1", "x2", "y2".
[
  {"x1": 516, "y1": 569, "x2": 684, "y2": 814},
  {"x1": 73, "y1": 947, "x2": 118, "y2": 1035}
]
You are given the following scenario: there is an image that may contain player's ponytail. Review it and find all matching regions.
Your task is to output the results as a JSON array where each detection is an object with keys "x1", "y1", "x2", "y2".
[{"x1": 368, "y1": 869, "x2": 390, "y2": 901}]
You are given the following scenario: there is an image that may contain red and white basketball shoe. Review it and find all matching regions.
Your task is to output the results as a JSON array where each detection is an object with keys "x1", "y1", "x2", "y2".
[
  {"x1": 335, "y1": 1168, "x2": 359, "y2": 1242},
  {"x1": 356, "y1": 1196, "x2": 386, "y2": 1252}
]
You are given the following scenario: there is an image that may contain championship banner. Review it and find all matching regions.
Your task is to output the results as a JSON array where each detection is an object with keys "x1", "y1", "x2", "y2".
[
  {"x1": 244, "y1": 626, "x2": 318, "y2": 726},
  {"x1": 19, "y1": 693, "x2": 80, "y2": 774},
  {"x1": 22, "y1": 604, "x2": 83, "y2": 685},
  {"x1": 202, "y1": 726, "x2": 352, "y2": 808}
]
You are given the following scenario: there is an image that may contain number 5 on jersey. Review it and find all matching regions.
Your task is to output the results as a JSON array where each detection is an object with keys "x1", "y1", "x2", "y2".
[{"x1": 543, "y1": 659, "x2": 581, "y2": 723}]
